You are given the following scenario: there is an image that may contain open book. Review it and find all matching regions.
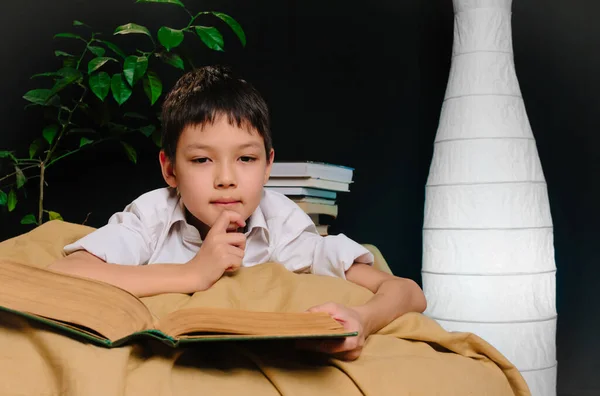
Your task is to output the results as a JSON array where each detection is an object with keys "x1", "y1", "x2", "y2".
[{"x1": 0, "y1": 260, "x2": 356, "y2": 348}]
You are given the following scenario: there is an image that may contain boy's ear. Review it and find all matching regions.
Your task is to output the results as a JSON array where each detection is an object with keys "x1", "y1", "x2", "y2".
[
  {"x1": 263, "y1": 148, "x2": 275, "y2": 185},
  {"x1": 159, "y1": 150, "x2": 177, "y2": 188}
]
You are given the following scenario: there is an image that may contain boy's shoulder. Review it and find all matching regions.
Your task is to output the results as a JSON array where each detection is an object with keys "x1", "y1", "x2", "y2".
[
  {"x1": 112, "y1": 187, "x2": 181, "y2": 230},
  {"x1": 259, "y1": 189, "x2": 303, "y2": 217},
  {"x1": 124, "y1": 187, "x2": 178, "y2": 213},
  {"x1": 128, "y1": 187, "x2": 178, "y2": 209},
  {"x1": 258, "y1": 189, "x2": 315, "y2": 233}
]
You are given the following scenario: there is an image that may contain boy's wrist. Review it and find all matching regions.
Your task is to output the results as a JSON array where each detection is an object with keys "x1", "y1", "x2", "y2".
[
  {"x1": 352, "y1": 305, "x2": 375, "y2": 337},
  {"x1": 181, "y1": 258, "x2": 213, "y2": 293}
]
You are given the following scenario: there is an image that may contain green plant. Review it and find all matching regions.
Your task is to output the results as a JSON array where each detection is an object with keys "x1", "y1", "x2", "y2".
[{"x1": 0, "y1": 0, "x2": 245, "y2": 226}]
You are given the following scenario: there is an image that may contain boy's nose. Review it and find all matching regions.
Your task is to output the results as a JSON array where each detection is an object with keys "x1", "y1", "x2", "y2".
[{"x1": 214, "y1": 164, "x2": 237, "y2": 188}]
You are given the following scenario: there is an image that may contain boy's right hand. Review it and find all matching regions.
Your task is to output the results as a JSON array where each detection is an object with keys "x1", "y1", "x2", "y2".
[{"x1": 184, "y1": 210, "x2": 247, "y2": 293}]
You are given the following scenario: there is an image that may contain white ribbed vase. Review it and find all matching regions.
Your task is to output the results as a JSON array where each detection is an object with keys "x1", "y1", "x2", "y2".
[{"x1": 422, "y1": 1, "x2": 557, "y2": 395}]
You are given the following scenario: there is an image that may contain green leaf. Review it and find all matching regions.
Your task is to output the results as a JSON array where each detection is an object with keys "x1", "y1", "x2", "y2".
[
  {"x1": 29, "y1": 139, "x2": 43, "y2": 159},
  {"x1": 108, "y1": 122, "x2": 129, "y2": 133},
  {"x1": 160, "y1": 52, "x2": 184, "y2": 70},
  {"x1": 121, "y1": 142, "x2": 137, "y2": 164},
  {"x1": 124, "y1": 112, "x2": 148, "y2": 120},
  {"x1": 80, "y1": 137, "x2": 94, "y2": 147},
  {"x1": 51, "y1": 68, "x2": 82, "y2": 92},
  {"x1": 139, "y1": 124, "x2": 156, "y2": 137},
  {"x1": 111, "y1": 73, "x2": 133, "y2": 105},
  {"x1": 88, "y1": 57, "x2": 117, "y2": 74},
  {"x1": 54, "y1": 50, "x2": 74, "y2": 57},
  {"x1": 48, "y1": 211, "x2": 63, "y2": 221},
  {"x1": 87, "y1": 45, "x2": 106, "y2": 57},
  {"x1": 96, "y1": 40, "x2": 127, "y2": 59},
  {"x1": 31, "y1": 71, "x2": 61, "y2": 79},
  {"x1": 157, "y1": 26, "x2": 184, "y2": 51},
  {"x1": 135, "y1": 0, "x2": 185, "y2": 6},
  {"x1": 20, "y1": 214, "x2": 38, "y2": 225},
  {"x1": 213, "y1": 12, "x2": 246, "y2": 47},
  {"x1": 15, "y1": 166, "x2": 26, "y2": 189},
  {"x1": 0, "y1": 190, "x2": 6, "y2": 205},
  {"x1": 114, "y1": 23, "x2": 152, "y2": 38},
  {"x1": 89, "y1": 71, "x2": 111, "y2": 101},
  {"x1": 54, "y1": 32, "x2": 84, "y2": 41},
  {"x1": 23, "y1": 89, "x2": 55, "y2": 105},
  {"x1": 7, "y1": 189, "x2": 17, "y2": 212},
  {"x1": 56, "y1": 67, "x2": 80, "y2": 78},
  {"x1": 42, "y1": 125, "x2": 59, "y2": 144},
  {"x1": 0, "y1": 151, "x2": 16, "y2": 163},
  {"x1": 31, "y1": 67, "x2": 79, "y2": 84},
  {"x1": 73, "y1": 20, "x2": 89, "y2": 27},
  {"x1": 143, "y1": 71, "x2": 162, "y2": 105},
  {"x1": 123, "y1": 56, "x2": 148, "y2": 86},
  {"x1": 62, "y1": 57, "x2": 77, "y2": 69},
  {"x1": 194, "y1": 26, "x2": 224, "y2": 51}
]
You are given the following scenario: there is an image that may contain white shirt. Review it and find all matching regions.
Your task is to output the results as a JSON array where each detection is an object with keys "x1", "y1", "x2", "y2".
[{"x1": 64, "y1": 187, "x2": 373, "y2": 279}]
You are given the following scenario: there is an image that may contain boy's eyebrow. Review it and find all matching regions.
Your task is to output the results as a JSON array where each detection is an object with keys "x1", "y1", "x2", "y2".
[
  {"x1": 237, "y1": 142, "x2": 262, "y2": 150},
  {"x1": 185, "y1": 143, "x2": 211, "y2": 151},
  {"x1": 184, "y1": 142, "x2": 262, "y2": 151}
]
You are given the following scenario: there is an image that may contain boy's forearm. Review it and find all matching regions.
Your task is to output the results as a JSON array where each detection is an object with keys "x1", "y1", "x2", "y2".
[
  {"x1": 353, "y1": 278, "x2": 427, "y2": 337},
  {"x1": 48, "y1": 255, "x2": 192, "y2": 298}
]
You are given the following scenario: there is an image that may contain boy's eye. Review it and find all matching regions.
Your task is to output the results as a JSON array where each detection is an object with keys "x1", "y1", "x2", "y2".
[
  {"x1": 193, "y1": 157, "x2": 210, "y2": 164},
  {"x1": 240, "y1": 156, "x2": 256, "y2": 163}
]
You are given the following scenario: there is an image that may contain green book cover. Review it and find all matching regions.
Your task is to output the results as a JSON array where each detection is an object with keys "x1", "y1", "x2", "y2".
[{"x1": 0, "y1": 305, "x2": 358, "y2": 348}]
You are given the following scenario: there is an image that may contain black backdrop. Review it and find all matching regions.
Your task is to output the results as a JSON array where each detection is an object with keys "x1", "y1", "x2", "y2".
[{"x1": 1, "y1": 1, "x2": 598, "y2": 394}]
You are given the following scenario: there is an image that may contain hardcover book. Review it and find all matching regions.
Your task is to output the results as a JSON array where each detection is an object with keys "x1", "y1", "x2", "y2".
[{"x1": 0, "y1": 260, "x2": 357, "y2": 348}]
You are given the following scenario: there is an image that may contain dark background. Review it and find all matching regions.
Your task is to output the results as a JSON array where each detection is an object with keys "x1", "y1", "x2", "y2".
[{"x1": 0, "y1": 1, "x2": 597, "y2": 394}]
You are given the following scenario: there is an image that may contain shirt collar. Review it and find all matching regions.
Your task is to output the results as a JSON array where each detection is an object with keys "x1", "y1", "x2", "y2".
[
  {"x1": 168, "y1": 189, "x2": 269, "y2": 242},
  {"x1": 246, "y1": 202, "x2": 269, "y2": 240}
]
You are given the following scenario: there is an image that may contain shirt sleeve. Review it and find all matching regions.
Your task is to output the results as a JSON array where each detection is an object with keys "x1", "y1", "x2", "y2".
[
  {"x1": 63, "y1": 203, "x2": 154, "y2": 265},
  {"x1": 269, "y1": 209, "x2": 374, "y2": 279}
]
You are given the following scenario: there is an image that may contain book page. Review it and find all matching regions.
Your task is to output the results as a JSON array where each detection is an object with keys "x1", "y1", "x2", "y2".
[
  {"x1": 158, "y1": 307, "x2": 348, "y2": 337},
  {"x1": 0, "y1": 260, "x2": 155, "y2": 341}
]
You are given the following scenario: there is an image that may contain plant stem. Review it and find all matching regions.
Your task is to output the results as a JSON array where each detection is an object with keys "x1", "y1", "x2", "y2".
[
  {"x1": 186, "y1": 11, "x2": 208, "y2": 28},
  {"x1": 46, "y1": 88, "x2": 88, "y2": 163},
  {"x1": 46, "y1": 138, "x2": 108, "y2": 168},
  {"x1": 45, "y1": 150, "x2": 79, "y2": 168},
  {"x1": 1, "y1": 175, "x2": 40, "y2": 191},
  {"x1": 0, "y1": 164, "x2": 38, "y2": 184},
  {"x1": 38, "y1": 162, "x2": 45, "y2": 224},
  {"x1": 38, "y1": 86, "x2": 88, "y2": 222},
  {"x1": 76, "y1": 35, "x2": 94, "y2": 70},
  {"x1": 15, "y1": 159, "x2": 40, "y2": 165}
]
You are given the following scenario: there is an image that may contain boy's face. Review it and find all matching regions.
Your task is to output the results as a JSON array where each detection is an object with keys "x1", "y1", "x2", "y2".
[{"x1": 159, "y1": 114, "x2": 274, "y2": 236}]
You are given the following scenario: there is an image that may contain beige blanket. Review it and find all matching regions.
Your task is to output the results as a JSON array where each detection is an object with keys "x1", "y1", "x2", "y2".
[{"x1": 0, "y1": 221, "x2": 531, "y2": 396}]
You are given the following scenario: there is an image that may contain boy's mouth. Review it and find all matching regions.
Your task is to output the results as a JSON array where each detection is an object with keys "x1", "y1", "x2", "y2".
[{"x1": 211, "y1": 198, "x2": 241, "y2": 207}]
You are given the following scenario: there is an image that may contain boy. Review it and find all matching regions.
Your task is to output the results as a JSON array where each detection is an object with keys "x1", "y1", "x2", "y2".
[{"x1": 49, "y1": 66, "x2": 426, "y2": 361}]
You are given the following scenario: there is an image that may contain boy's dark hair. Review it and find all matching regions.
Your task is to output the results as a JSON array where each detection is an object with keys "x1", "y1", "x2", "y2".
[{"x1": 161, "y1": 65, "x2": 272, "y2": 161}]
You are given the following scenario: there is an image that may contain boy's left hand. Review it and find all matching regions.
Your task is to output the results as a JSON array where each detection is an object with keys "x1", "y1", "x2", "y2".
[{"x1": 296, "y1": 302, "x2": 367, "y2": 361}]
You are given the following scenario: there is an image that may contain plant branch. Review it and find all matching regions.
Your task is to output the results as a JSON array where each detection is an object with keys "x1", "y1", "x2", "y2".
[
  {"x1": 45, "y1": 150, "x2": 79, "y2": 168},
  {"x1": 45, "y1": 87, "x2": 88, "y2": 164},
  {"x1": 46, "y1": 138, "x2": 110, "y2": 168},
  {"x1": 1, "y1": 174, "x2": 41, "y2": 191},
  {"x1": 37, "y1": 85, "x2": 88, "y2": 222},
  {"x1": 15, "y1": 159, "x2": 41, "y2": 165},
  {"x1": 0, "y1": 164, "x2": 39, "y2": 184},
  {"x1": 76, "y1": 34, "x2": 94, "y2": 70},
  {"x1": 183, "y1": 8, "x2": 194, "y2": 22},
  {"x1": 187, "y1": 11, "x2": 208, "y2": 28},
  {"x1": 38, "y1": 162, "x2": 45, "y2": 224}
]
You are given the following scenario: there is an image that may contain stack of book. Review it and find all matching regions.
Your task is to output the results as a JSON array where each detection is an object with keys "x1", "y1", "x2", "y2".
[{"x1": 265, "y1": 161, "x2": 354, "y2": 236}]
